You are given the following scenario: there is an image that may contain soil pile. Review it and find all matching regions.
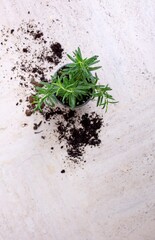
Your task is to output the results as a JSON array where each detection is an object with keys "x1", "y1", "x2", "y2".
[{"x1": 42, "y1": 107, "x2": 103, "y2": 163}]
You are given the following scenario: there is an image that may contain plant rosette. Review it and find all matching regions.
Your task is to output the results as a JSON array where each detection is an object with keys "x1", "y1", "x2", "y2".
[
  {"x1": 33, "y1": 48, "x2": 117, "y2": 111},
  {"x1": 53, "y1": 64, "x2": 93, "y2": 109}
]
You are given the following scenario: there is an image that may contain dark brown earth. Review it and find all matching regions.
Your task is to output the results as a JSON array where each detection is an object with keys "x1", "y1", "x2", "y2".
[
  {"x1": 0, "y1": 20, "x2": 103, "y2": 171},
  {"x1": 42, "y1": 107, "x2": 103, "y2": 163},
  {"x1": 4, "y1": 20, "x2": 64, "y2": 87}
]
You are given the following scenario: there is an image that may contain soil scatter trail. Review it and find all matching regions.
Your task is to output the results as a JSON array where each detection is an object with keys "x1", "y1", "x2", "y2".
[
  {"x1": 42, "y1": 107, "x2": 103, "y2": 163},
  {"x1": 0, "y1": 19, "x2": 103, "y2": 166}
]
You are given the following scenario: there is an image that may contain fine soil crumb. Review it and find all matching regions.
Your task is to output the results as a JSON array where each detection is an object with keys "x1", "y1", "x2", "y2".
[
  {"x1": 11, "y1": 29, "x2": 14, "y2": 34},
  {"x1": 33, "y1": 121, "x2": 42, "y2": 130},
  {"x1": 22, "y1": 123, "x2": 28, "y2": 127},
  {"x1": 23, "y1": 48, "x2": 29, "y2": 53},
  {"x1": 28, "y1": 95, "x2": 35, "y2": 103},
  {"x1": 25, "y1": 109, "x2": 32, "y2": 116}
]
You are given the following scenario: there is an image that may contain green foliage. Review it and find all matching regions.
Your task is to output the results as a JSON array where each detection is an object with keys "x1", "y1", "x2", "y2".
[{"x1": 33, "y1": 48, "x2": 117, "y2": 111}]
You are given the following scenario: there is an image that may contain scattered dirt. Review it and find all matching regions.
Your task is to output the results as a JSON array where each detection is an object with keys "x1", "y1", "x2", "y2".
[
  {"x1": 41, "y1": 107, "x2": 103, "y2": 163},
  {"x1": 0, "y1": 19, "x2": 104, "y2": 170},
  {"x1": 0, "y1": 20, "x2": 64, "y2": 93},
  {"x1": 3, "y1": 20, "x2": 64, "y2": 113}
]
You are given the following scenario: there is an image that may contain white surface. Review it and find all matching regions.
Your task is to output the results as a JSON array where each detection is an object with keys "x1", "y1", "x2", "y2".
[{"x1": 0, "y1": 0, "x2": 155, "y2": 239}]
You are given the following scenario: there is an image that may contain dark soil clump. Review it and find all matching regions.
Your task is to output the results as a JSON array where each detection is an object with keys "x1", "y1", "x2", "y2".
[
  {"x1": 25, "y1": 109, "x2": 32, "y2": 116},
  {"x1": 50, "y1": 42, "x2": 64, "y2": 59},
  {"x1": 23, "y1": 48, "x2": 28, "y2": 53},
  {"x1": 33, "y1": 30, "x2": 43, "y2": 40},
  {"x1": 41, "y1": 107, "x2": 103, "y2": 163}
]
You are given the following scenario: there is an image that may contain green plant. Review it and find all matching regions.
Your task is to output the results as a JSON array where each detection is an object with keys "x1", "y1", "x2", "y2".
[{"x1": 33, "y1": 48, "x2": 117, "y2": 111}]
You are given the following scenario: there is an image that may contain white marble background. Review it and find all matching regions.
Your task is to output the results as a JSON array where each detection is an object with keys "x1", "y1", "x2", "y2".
[{"x1": 0, "y1": 0, "x2": 155, "y2": 239}]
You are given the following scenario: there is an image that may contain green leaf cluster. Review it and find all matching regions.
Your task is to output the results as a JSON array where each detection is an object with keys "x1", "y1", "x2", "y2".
[{"x1": 33, "y1": 48, "x2": 117, "y2": 111}]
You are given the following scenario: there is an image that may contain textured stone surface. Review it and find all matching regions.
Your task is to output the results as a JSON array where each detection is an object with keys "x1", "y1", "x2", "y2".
[{"x1": 0, "y1": 0, "x2": 155, "y2": 239}]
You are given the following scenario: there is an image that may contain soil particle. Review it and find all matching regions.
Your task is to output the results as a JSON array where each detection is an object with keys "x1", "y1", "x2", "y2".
[
  {"x1": 45, "y1": 56, "x2": 53, "y2": 63},
  {"x1": 28, "y1": 95, "x2": 35, "y2": 104},
  {"x1": 22, "y1": 123, "x2": 28, "y2": 127},
  {"x1": 12, "y1": 67, "x2": 16, "y2": 71},
  {"x1": 23, "y1": 48, "x2": 28, "y2": 53},
  {"x1": 61, "y1": 169, "x2": 65, "y2": 173},
  {"x1": 33, "y1": 30, "x2": 43, "y2": 40},
  {"x1": 25, "y1": 109, "x2": 32, "y2": 116},
  {"x1": 33, "y1": 121, "x2": 42, "y2": 130},
  {"x1": 34, "y1": 130, "x2": 43, "y2": 134}
]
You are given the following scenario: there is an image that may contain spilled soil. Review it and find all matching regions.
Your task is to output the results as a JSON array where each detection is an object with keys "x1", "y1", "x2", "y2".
[
  {"x1": 1, "y1": 19, "x2": 64, "y2": 87},
  {"x1": 0, "y1": 19, "x2": 104, "y2": 171},
  {"x1": 41, "y1": 107, "x2": 103, "y2": 163}
]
